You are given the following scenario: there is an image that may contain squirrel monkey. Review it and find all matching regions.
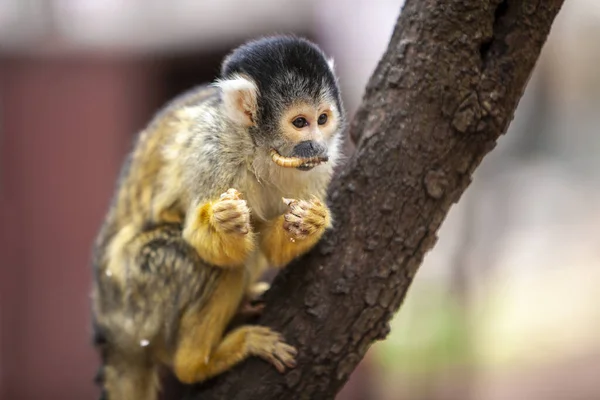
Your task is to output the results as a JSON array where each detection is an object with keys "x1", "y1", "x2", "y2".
[{"x1": 91, "y1": 36, "x2": 345, "y2": 400}]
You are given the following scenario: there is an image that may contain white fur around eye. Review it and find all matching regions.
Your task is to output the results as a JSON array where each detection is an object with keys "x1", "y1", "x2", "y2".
[{"x1": 214, "y1": 75, "x2": 258, "y2": 126}]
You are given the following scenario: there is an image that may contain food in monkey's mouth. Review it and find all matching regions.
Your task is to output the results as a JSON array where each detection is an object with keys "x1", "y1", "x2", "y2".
[{"x1": 269, "y1": 148, "x2": 328, "y2": 171}]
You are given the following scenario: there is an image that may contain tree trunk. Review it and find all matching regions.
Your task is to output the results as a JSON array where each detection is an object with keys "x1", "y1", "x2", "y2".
[{"x1": 184, "y1": 0, "x2": 565, "y2": 398}]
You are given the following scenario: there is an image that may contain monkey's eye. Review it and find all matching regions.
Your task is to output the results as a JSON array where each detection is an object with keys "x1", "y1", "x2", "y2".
[
  {"x1": 292, "y1": 117, "x2": 309, "y2": 128},
  {"x1": 317, "y1": 113, "x2": 328, "y2": 125}
]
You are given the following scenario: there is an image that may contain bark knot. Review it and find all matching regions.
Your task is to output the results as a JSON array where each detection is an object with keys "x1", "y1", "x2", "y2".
[
  {"x1": 451, "y1": 92, "x2": 482, "y2": 133},
  {"x1": 424, "y1": 170, "x2": 448, "y2": 199}
]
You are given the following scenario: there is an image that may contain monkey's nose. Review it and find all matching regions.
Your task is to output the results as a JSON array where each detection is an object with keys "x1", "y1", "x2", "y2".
[{"x1": 291, "y1": 140, "x2": 327, "y2": 159}]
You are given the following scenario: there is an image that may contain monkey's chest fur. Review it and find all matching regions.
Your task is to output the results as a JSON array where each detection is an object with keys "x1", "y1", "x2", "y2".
[{"x1": 238, "y1": 161, "x2": 330, "y2": 223}]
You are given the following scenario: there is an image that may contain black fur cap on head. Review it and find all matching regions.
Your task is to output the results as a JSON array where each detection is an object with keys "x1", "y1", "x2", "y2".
[{"x1": 220, "y1": 36, "x2": 343, "y2": 130}]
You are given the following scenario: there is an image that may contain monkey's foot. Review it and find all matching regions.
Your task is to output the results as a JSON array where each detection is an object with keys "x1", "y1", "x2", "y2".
[
  {"x1": 282, "y1": 196, "x2": 330, "y2": 241},
  {"x1": 238, "y1": 301, "x2": 265, "y2": 319},
  {"x1": 230, "y1": 300, "x2": 264, "y2": 328},
  {"x1": 237, "y1": 282, "x2": 269, "y2": 320},
  {"x1": 212, "y1": 189, "x2": 251, "y2": 234},
  {"x1": 245, "y1": 326, "x2": 297, "y2": 372}
]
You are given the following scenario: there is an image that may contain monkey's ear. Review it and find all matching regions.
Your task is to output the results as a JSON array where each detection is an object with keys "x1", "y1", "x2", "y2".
[
  {"x1": 214, "y1": 75, "x2": 258, "y2": 127},
  {"x1": 327, "y1": 57, "x2": 335, "y2": 72}
]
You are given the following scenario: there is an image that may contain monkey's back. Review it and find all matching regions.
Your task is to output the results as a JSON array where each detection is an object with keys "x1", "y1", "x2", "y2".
[
  {"x1": 108, "y1": 85, "x2": 219, "y2": 232},
  {"x1": 91, "y1": 85, "x2": 224, "y2": 355}
]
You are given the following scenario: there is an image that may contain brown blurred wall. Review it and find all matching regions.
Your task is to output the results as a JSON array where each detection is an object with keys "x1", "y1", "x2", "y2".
[{"x1": 0, "y1": 55, "x2": 158, "y2": 399}]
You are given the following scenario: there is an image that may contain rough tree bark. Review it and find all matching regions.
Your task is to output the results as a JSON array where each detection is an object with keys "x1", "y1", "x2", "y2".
[{"x1": 184, "y1": 0, "x2": 565, "y2": 398}]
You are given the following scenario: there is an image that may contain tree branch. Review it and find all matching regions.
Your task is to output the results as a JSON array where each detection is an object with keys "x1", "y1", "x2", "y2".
[{"x1": 186, "y1": 0, "x2": 565, "y2": 398}]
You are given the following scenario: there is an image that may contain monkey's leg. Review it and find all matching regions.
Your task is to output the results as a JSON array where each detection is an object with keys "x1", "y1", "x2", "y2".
[
  {"x1": 172, "y1": 270, "x2": 297, "y2": 384},
  {"x1": 183, "y1": 188, "x2": 255, "y2": 267},
  {"x1": 101, "y1": 348, "x2": 159, "y2": 400},
  {"x1": 175, "y1": 325, "x2": 297, "y2": 384},
  {"x1": 260, "y1": 196, "x2": 331, "y2": 267}
]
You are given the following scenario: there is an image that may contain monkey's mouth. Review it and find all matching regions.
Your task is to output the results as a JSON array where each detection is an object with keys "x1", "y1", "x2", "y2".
[{"x1": 269, "y1": 149, "x2": 328, "y2": 171}]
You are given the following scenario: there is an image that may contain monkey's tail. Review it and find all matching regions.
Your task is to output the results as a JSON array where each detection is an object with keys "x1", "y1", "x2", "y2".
[{"x1": 95, "y1": 348, "x2": 159, "y2": 400}]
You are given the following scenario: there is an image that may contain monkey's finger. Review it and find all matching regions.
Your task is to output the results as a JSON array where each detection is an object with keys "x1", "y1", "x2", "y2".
[
  {"x1": 284, "y1": 224, "x2": 308, "y2": 240},
  {"x1": 214, "y1": 221, "x2": 245, "y2": 234},
  {"x1": 282, "y1": 197, "x2": 297, "y2": 207},
  {"x1": 213, "y1": 209, "x2": 242, "y2": 223},
  {"x1": 289, "y1": 203, "x2": 309, "y2": 218},
  {"x1": 213, "y1": 200, "x2": 250, "y2": 216},
  {"x1": 278, "y1": 343, "x2": 298, "y2": 358},
  {"x1": 268, "y1": 356, "x2": 286, "y2": 373},
  {"x1": 252, "y1": 326, "x2": 281, "y2": 339},
  {"x1": 213, "y1": 211, "x2": 251, "y2": 234},
  {"x1": 282, "y1": 219, "x2": 301, "y2": 232},
  {"x1": 239, "y1": 302, "x2": 265, "y2": 317},
  {"x1": 217, "y1": 224, "x2": 249, "y2": 235},
  {"x1": 213, "y1": 198, "x2": 248, "y2": 209},
  {"x1": 221, "y1": 188, "x2": 242, "y2": 200},
  {"x1": 236, "y1": 224, "x2": 250, "y2": 234},
  {"x1": 283, "y1": 213, "x2": 302, "y2": 225},
  {"x1": 274, "y1": 343, "x2": 298, "y2": 369},
  {"x1": 308, "y1": 203, "x2": 327, "y2": 219},
  {"x1": 213, "y1": 212, "x2": 250, "y2": 230},
  {"x1": 303, "y1": 212, "x2": 327, "y2": 228},
  {"x1": 309, "y1": 195, "x2": 323, "y2": 206}
]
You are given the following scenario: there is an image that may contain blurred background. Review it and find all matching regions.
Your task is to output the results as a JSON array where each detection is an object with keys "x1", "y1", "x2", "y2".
[{"x1": 1, "y1": 0, "x2": 599, "y2": 399}]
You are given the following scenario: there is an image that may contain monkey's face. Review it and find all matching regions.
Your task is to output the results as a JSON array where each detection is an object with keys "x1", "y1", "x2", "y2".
[
  {"x1": 267, "y1": 98, "x2": 342, "y2": 171},
  {"x1": 216, "y1": 36, "x2": 345, "y2": 172},
  {"x1": 217, "y1": 77, "x2": 344, "y2": 172}
]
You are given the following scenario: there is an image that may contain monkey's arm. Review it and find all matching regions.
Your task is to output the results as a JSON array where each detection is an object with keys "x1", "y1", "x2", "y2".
[
  {"x1": 183, "y1": 189, "x2": 255, "y2": 268},
  {"x1": 260, "y1": 197, "x2": 331, "y2": 268}
]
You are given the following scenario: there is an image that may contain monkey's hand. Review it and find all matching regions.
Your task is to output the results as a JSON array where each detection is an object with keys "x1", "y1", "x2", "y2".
[
  {"x1": 282, "y1": 196, "x2": 330, "y2": 241},
  {"x1": 260, "y1": 196, "x2": 331, "y2": 267},
  {"x1": 183, "y1": 188, "x2": 255, "y2": 268},
  {"x1": 212, "y1": 188, "x2": 252, "y2": 234}
]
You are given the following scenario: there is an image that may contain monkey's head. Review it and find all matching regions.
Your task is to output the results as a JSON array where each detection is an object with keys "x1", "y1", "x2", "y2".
[{"x1": 215, "y1": 36, "x2": 345, "y2": 172}]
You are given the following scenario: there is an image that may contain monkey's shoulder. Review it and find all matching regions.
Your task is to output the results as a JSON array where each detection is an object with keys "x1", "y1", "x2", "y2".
[
  {"x1": 151, "y1": 84, "x2": 220, "y2": 125},
  {"x1": 124, "y1": 85, "x2": 225, "y2": 180}
]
